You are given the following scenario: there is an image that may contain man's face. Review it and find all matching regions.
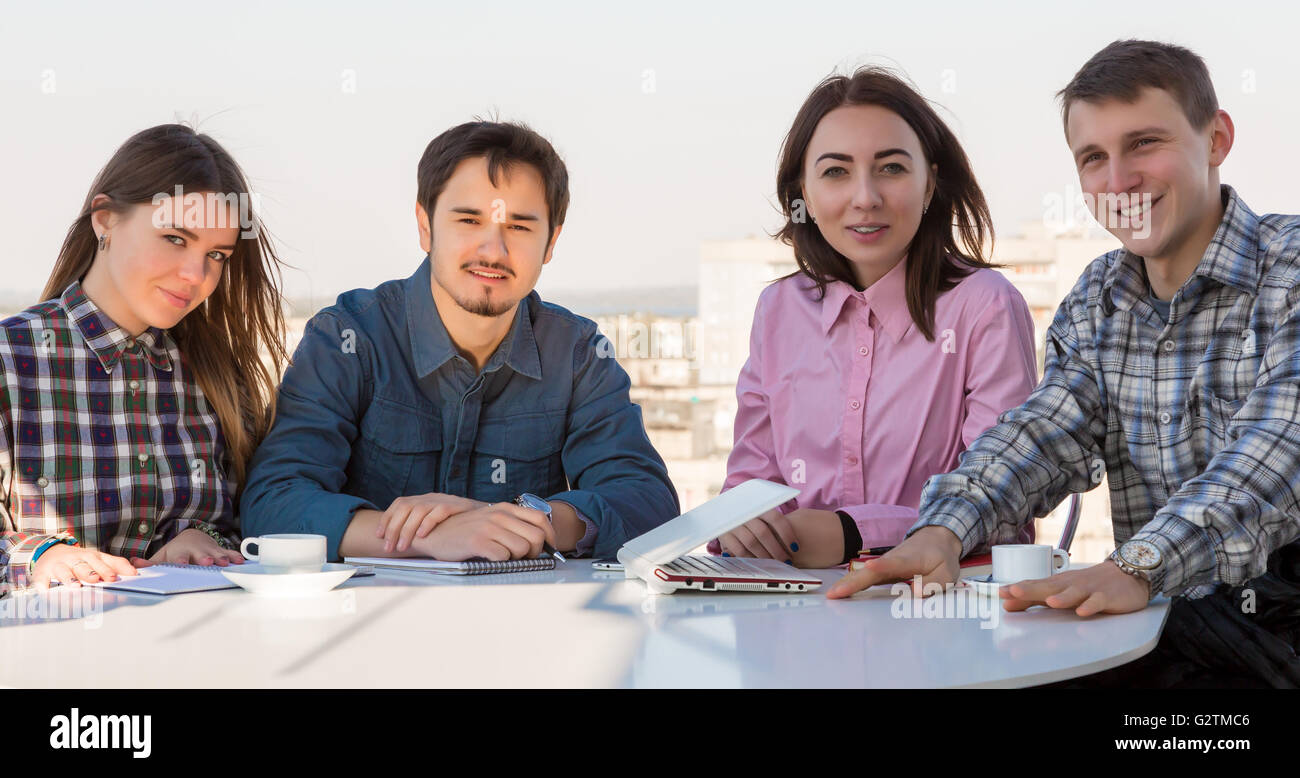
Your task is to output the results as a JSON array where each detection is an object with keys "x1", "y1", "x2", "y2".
[
  {"x1": 418, "y1": 155, "x2": 560, "y2": 318},
  {"x1": 1067, "y1": 87, "x2": 1225, "y2": 261}
]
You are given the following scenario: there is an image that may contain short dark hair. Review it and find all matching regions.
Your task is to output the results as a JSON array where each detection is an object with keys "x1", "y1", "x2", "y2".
[
  {"x1": 416, "y1": 120, "x2": 569, "y2": 241},
  {"x1": 1058, "y1": 40, "x2": 1219, "y2": 133},
  {"x1": 775, "y1": 66, "x2": 998, "y2": 342}
]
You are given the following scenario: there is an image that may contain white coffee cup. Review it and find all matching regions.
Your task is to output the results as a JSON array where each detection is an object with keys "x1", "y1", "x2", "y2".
[
  {"x1": 239, "y1": 534, "x2": 326, "y2": 574},
  {"x1": 991, "y1": 544, "x2": 1069, "y2": 583}
]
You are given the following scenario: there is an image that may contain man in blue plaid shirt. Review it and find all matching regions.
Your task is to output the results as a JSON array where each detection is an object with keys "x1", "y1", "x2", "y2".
[{"x1": 830, "y1": 40, "x2": 1300, "y2": 686}]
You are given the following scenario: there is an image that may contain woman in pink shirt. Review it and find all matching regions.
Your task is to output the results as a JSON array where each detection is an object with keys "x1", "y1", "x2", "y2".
[{"x1": 714, "y1": 67, "x2": 1038, "y2": 568}]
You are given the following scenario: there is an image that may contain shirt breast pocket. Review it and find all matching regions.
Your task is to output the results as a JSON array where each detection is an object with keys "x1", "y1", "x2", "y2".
[
  {"x1": 355, "y1": 399, "x2": 442, "y2": 503},
  {"x1": 1188, "y1": 390, "x2": 1246, "y2": 454},
  {"x1": 470, "y1": 411, "x2": 566, "y2": 503}
]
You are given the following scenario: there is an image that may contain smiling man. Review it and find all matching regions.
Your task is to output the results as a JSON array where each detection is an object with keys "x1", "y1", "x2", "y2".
[
  {"x1": 828, "y1": 40, "x2": 1300, "y2": 686},
  {"x1": 241, "y1": 121, "x2": 679, "y2": 562}
]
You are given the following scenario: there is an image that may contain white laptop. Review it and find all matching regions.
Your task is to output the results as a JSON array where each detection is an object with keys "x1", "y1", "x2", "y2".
[{"x1": 617, "y1": 479, "x2": 823, "y2": 595}]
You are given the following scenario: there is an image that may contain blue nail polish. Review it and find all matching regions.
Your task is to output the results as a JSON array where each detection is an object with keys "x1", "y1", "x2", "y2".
[
  {"x1": 785, "y1": 559, "x2": 793, "y2": 565},
  {"x1": 722, "y1": 552, "x2": 731, "y2": 557},
  {"x1": 790, "y1": 542, "x2": 800, "y2": 552}
]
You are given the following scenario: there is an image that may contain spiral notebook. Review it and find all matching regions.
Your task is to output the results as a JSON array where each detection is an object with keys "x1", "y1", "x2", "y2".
[{"x1": 343, "y1": 556, "x2": 556, "y2": 576}]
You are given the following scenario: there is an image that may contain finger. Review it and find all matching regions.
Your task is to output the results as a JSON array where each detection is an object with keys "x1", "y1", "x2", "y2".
[
  {"x1": 131, "y1": 557, "x2": 155, "y2": 568},
  {"x1": 51, "y1": 561, "x2": 81, "y2": 588},
  {"x1": 473, "y1": 537, "x2": 514, "y2": 562},
  {"x1": 716, "y1": 532, "x2": 739, "y2": 557},
  {"x1": 747, "y1": 517, "x2": 791, "y2": 562},
  {"x1": 499, "y1": 503, "x2": 558, "y2": 548},
  {"x1": 489, "y1": 525, "x2": 533, "y2": 559},
  {"x1": 416, "y1": 505, "x2": 452, "y2": 538},
  {"x1": 728, "y1": 524, "x2": 769, "y2": 559},
  {"x1": 101, "y1": 552, "x2": 139, "y2": 577},
  {"x1": 397, "y1": 506, "x2": 430, "y2": 552},
  {"x1": 1003, "y1": 577, "x2": 1065, "y2": 604},
  {"x1": 376, "y1": 497, "x2": 405, "y2": 537},
  {"x1": 759, "y1": 510, "x2": 800, "y2": 555},
  {"x1": 1044, "y1": 585, "x2": 1091, "y2": 611},
  {"x1": 83, "y1": 555, "x2": 119, "y2": 583},
  {"x1": 999, "y1": 595, "x2": 1038, "y2": 612},
  {"x1": 382, "y1": 502, "x2": 414, "y2": 551},
  {"x1": 1075, "y1": 591, "x2": 1109, "y2": 618},
  {"x1": 491, "y1": 514, "x2": 546, "y2": 558}
]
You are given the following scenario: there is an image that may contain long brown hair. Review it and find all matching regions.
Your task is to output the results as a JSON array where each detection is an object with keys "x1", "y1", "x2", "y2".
[
  {"x1": 775, "y1": 66, "x2": 998, "y2": 341},
  {"x1": 41, "y1": 124, "x2": 287, "y2": 490}
]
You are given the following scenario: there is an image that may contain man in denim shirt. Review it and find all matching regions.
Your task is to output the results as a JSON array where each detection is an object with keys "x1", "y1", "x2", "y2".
[{"x1": 241, "y1": 121, "x2": 679, "y2": 562}]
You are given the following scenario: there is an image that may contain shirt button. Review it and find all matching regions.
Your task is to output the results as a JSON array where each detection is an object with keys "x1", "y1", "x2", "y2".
[
  {"x1": 125, "y1": 338, "x2": 136, "y2": 349},
  {"x1": 858, "y1": 346, "x2": 869, "y2": 356},
  {"x1": 36, "y1": 476, "x2": 49, "y2": 488},
  {"x1": 138, "y1": 522, "x2": 149, "y2": 535},
  {"x1": 847, "y1": 455, "x2": 859, "y2": 465},
  {"x1": 137, "y1": 453, "x2": 149, "y2": 464},
  {"x1": 1159, "y1": 411, "x2": 1172, "y2": 425},
  {"x1": 128, "y1": 379, "x2": 140, "y2": 391},
  {"x1": 849, "y1": 400, "x2": 861, "y2": 410},
  {"x1": 1162, "y1": 340, "x2": 1175, "y2": 352}
]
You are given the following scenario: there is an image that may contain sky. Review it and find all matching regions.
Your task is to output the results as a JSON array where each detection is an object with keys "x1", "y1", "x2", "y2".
[{"x1": 2, "y1": 0, "x2": 1297, "y2": 307}]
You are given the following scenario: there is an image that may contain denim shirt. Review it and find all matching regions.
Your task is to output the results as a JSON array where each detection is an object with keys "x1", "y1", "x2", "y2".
[{"x1": 240, "y1": 258, "x2": 680, "y2": 560}]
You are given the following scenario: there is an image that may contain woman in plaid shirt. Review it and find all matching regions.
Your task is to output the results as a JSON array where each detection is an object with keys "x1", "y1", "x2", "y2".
[{"x1": 0, "y1": 124, "x2": 288, "y2": 590}]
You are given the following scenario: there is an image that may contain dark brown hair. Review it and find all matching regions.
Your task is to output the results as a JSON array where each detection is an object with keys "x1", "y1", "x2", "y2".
[
  {"x1": 417, "y1": 120, "x2": 569, "y2": 242},
  {"x1": 42, "y1": 124, "x2": 288, "y2": 491},
  {"x1": 1057, "y1": 40, "x2": 1219, "y2": 133},
  {"x1": 775, "y1": 66, "x2": 997, "y2": 341}
]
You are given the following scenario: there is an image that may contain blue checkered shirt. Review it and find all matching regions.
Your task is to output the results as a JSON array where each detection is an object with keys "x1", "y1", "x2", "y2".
[{"x1": 915, "y1": 186, "x2": 1300, "y2": 598}]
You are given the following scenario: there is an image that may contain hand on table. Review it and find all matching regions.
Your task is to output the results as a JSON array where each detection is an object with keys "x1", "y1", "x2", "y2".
[
  {"x1": 375, "y1": 493, "x2": 488, "y2": 553},
  {"x1": 30, "y1": 544, "x2": 137, "y2": 590},
  {"x1": 825, "y1": 526, "x2": 962, "y2": 598},
  {"x1": 412, "y1": 502, "x2": 557, "y2": 562},
  {"x1": 138, "y1": 528, "x2": 244, "y2": 567},
  {"x1": 716, "y1": 509, "x2": 797, "y2": 562},
  {"x1": 999, "y1": 560, "x2": 1150, "y2": 616}
]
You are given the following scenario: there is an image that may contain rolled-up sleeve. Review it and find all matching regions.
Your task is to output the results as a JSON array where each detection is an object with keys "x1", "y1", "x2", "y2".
[
  {"x1": 544, "y1": 330, "x2": 680, "y2": 558},
  {"x1": 239, "y1": 312, "x2": 377, "y2": 561}
]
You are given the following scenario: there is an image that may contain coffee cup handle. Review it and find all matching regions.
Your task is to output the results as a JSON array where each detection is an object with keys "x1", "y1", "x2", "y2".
[
  {"x1": 240, "y1": 538, "x2": 260, "y2": 562},
  {"x1": 1052, "y1": 548, "x2": 1069, "y2": 574}
]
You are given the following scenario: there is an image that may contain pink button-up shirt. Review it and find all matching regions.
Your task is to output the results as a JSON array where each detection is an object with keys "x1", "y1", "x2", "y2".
[{"x1": 718, "y1": 258, "x2": 1038, "y2": 551}]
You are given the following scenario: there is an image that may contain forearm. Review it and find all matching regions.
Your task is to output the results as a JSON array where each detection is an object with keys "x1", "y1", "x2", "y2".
[
  {"x1": 338, "y1": 509, "x2": 430, "y2": 559},
  {"x1": 547, "y1": 500, "x2": 587, "y2": 553}
]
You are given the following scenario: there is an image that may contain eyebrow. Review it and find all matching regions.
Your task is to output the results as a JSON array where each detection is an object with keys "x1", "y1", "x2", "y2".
[
  {"x1": 450, "y1": 206, "x2": 540, "y2": 222},
  {"x1": 1072, "y1": 126, "x2": 1172, "y2": 160},
  {"x1": 814, "y1": 148, "x2": 913, "y2": 165},
  {"x1": 160, "y1": 225, "x2": 237, "y2": 251}
]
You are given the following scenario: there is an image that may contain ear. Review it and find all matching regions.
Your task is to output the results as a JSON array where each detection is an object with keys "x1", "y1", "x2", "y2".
[
  {"x1": 415, "y1": 202, "x2": 432, "y2": 254},
  {"x1": 89, "y1": 194, "x2": 116, "y2": 240},
  {"x1": 1208, "y1": 109, "x2": 1234, "y2": 168},
  {"x1": 541, "y1": 223, "x2": 563, "y2": 266}
]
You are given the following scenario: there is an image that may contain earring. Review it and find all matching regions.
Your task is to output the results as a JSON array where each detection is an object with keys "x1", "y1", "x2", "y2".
[
  {"x1": 98, "y1": 234, "x2": 108, "y2": 251},
  {"x1": 923, "y1": 202, "x2": 929, "y2": 215}
]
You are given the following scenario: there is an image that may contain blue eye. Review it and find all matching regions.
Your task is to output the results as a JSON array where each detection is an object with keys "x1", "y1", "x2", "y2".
[
  {"x1": 164, "y1": 234, "x2": 185, "y2": 246},
  {"x1": 881, "y1": 163, "x2": 905, "y2": 174},
  {"x1": 207, "y1": 251, "x2": 229, "y2": 263},
  {"x1": 822, "y1": 166, "x2": 847, "y2": 178}
]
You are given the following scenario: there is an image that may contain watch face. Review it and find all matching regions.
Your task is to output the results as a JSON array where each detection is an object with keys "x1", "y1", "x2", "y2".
[{"x1": 1120, "y1": 539, "x2": 1161, "y2": 570}]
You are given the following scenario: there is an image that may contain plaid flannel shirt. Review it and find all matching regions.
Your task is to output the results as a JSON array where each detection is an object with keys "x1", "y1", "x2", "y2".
[
  {"x1": 0, "y1": 281, "x2": 236, "y2": 589},
  {"x1": 916, "y1": 186, "x2": 1300, "y2": 598}
]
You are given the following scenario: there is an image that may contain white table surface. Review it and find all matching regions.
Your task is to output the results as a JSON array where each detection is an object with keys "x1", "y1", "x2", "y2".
[{"x1": 0, "y1": 561, "x2": 1169, "y2": 688}]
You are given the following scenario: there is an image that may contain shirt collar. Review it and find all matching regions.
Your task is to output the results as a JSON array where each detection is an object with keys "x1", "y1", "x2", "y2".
[
  {"x1": 819, "y1": 257, "x2": 914, "y2": 343},
  {"x1": 1104, "y1": 185, "x2": 1260, "y2": 316},
  {"x1": 404, "y1": 256, "x2": 544, "y2": 381},
  {"x1": 60, "y1": 280, "x2": 173, "y2": 373}
]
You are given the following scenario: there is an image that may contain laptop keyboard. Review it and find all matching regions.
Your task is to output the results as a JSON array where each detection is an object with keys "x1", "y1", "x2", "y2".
[{"x1": 664, "y1": 555, "x2": 771, "y2": 577}]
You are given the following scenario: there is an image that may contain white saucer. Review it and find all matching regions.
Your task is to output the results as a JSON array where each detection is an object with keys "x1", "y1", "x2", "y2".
[
  {"x1": 221, "y1": 563, "x2": 357, "y2": 597},
  {"x1": 962, "y1": 574, "x2": 1003, "y2": 598}
]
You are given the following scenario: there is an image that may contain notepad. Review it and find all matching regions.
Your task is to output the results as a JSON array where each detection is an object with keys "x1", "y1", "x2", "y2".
[
  {"x1": 343, "y1": 556, "x2": 556, "y2": 576},
  {"x1": 84, "y1": 563, "x2": 240, "y2": 595}
]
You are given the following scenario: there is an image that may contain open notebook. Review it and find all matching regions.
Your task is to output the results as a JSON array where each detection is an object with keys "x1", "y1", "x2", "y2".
[{"x1": 344, "y1": 557, "x2": 555, "y2": 576}]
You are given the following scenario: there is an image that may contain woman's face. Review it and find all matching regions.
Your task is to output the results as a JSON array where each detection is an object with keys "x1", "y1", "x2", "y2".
[
  {"x1": 85, "y1": 194, "x2": 237, "y2": 335},
  {"x1": 801, "y1": 104, "x2": 935, "y2": 287}
]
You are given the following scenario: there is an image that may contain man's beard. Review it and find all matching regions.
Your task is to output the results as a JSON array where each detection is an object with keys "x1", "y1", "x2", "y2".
[{"x1": 432, "y1": 263, "x2": 517, "y2": 318}]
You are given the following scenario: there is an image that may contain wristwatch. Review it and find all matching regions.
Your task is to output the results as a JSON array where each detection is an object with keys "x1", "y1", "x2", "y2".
[
  {"x1": 1108, "y1": 539, "x2": 1162, "y2": 596},
  {"x1": 514, "y1": 493, "x2": 552, "y2": 523}
]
